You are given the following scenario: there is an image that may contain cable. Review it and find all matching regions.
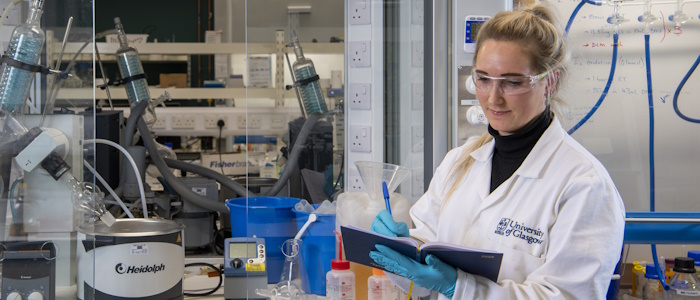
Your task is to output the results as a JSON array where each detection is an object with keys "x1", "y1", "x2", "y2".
[
  {"x1": 265, "y1": 113, "x2": 323, "y2": 196},
  {"x1": 183, "y1": 262, "x2": 223, "y2": 297},
  {"x1": 672, "y1": 52, "x2": 700, "y2": 123},
  {"x1": 138, "y1": 117, "x2": 229, "y2": 213},
  {"x1": 567, "y1": 33, "x2": 619, "y2": 135},
  {"x1": 83, "y1": 159, "x2": 134, "y2": 218},
  {"x1": 163, "y1": 158, "x2": 254, "y2": 198},
  {"x1": 332, "y1": 151, "x2": 344, "y2": 191},
  {"x1": 85, "y1": 139, "x2": 148, "y2": 218},
  {"x1": 218, "y1": 119, "x2": 225, "y2": 174}
]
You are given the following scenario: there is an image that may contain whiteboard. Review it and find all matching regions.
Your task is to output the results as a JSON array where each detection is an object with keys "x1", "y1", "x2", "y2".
[{"x1": 550, "y1": 1, "x2": 700, "y2": 212}]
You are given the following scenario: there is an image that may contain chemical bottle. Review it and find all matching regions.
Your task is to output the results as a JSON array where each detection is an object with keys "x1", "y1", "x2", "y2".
[
  {"x1": 290, "y1": 30, "x2": 328, "y2": 115},
  {"x1": 0, "y1": 0, "x2": 45, "y2": 114},
  {"x1": 635, "y1": 264, "x2": 647, "y2": 297},
  {"x1": 687, "y1": 251, "x2": 700, "y2": 281},
  {"x1": 327, "y1": 232, "x2": 355, "y2": 300},
  {"x1": 667, "y1": 257, "x2": 678, "y2": 283},
  {"x1": 643, "y1": 264, "x2": 663, "y2": 300},
  {"x1": 668, "y1": 257, "x2": 700, "y2": 299},
  {"x1": 368, "y1": 268, "x2": 399, "y2": 300}
]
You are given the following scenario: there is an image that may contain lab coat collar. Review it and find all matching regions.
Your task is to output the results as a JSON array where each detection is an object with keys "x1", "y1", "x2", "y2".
[{"x1": 470, "y1": 116, "x2": 565, "y2": 179}]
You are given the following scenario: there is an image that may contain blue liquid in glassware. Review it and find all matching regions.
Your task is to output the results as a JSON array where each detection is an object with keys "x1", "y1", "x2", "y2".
[
  {"x1": 294, "y1": 65, "x2": 327, "y2": 114},
  {"x1": 117, "y1": 53, "x2": 150, "y2": 105},
  {"x1": 0, "y1": 35, "x2": 43, "y2": 113}
]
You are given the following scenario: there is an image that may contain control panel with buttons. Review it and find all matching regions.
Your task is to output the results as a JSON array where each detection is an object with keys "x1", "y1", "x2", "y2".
[
  {"x1": 464, "y1": 15, "x2": 492, "y2": 53},
  {"x1": 223, "y1": 237, "x2": 266, "y2": 277}
]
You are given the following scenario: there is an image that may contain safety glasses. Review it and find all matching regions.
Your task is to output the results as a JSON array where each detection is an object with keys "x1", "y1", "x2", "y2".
[{"x1": 471, "y1": 69, "x2": 549, "y2": 95}]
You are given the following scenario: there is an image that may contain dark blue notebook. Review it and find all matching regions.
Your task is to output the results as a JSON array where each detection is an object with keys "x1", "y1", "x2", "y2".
[{"x1": 340, "y1": 225, "x2": 503, "y2": 282}]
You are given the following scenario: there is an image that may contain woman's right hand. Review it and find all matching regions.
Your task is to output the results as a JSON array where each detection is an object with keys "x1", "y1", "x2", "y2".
[{"x1": 371, "y1": 210, "x2": 409, "y2": 237}]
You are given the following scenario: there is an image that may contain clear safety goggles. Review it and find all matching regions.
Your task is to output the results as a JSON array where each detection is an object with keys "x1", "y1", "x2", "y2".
[{"x1": 471, "y1": 69, "x2": 549, "y2": 95}]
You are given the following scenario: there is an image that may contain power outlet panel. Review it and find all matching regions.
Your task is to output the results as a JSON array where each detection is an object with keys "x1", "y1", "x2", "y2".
[
  {"x1": 349, "y1": 125, "x2": 371, "y2": 152},
  {"x1": 349, "y1": 83, "x2": 371, "y2": 110},
  {"x1": 204, "y1": 115, "x2": 227, "y2": 129},
  {"x1": 350, "y1": 41, "x2": 371, "y2": 68},
  {"x1": 411, "y1": 0, "x2": 424, "y2": 25},
  {"x1": 412, "y1": 171, "x2": 424, "y2": 196},
  {"x1": 349, "y1": 0, "x2": 371, "y2": 25},
  {"x1": 153, "y1": 118, "x2": 166, "y2": 129},
  {"x1": 348, "y1": 175, "x2": 365, "y2": 192},
  {"x1": 237, "y1": 116, "x2": 247, "y2": 129},
  {"x1": 411, "y1": 125, "x2": 424, "y2": 153},
  {"x1": 412, "y1": 41, "x2": 424, "y2": 67},
  {"x1": 248, "y1": 115, "x2": 262, "y2": 129},
  {"x1": 172, "y1": 116, "x2": 195, "y2": 129},
  {"x1": 412, "y1": 83, "x2": 424, "y2": 110}
]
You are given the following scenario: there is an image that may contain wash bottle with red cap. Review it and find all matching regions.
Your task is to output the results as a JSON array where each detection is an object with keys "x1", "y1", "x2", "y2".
[{"x1": 327, "y1": 231, "x2": 356, "y2": 300}]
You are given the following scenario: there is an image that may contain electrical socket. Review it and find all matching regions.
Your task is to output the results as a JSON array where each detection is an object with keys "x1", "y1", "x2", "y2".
[
  {"x1": 237, "y1": 116, "x2": 247, "y2": 129},
  {"x1": 412, "y1": 171, "x2": 424, "y2": 196},
  {"x1": 411, "y1": 0, "x2": 424, "y2": 25},
  {"x1": 349, "y1": 125, "x2": 371, "y2": 152},
  {"x1": 411, "y1": 125, "x2": 424, "y2": 153},
  {"x1": 153, "y1": 117, "x2": 166, "y2": 129},
  {"x1": 248, "y1": 115, "x2": 262, "y2": 129},
  {"x1": 412, "y1": 83, "x2": 424, "y2": 110},
  {"x1": 172, "y1": 116, "x2": 195, "y2": 129},
  {"x1": 412, "y1": 41, "x2": 423, "y2": 67},
  {"x1": 204, "y1": 115, "x2": 226, "y2": 129},
  {"x1": 237, "y1": 115, "x2": 262, "y2": 129},
  {"x1": 349, "y1": 41, "x2": 371, "y2": 68},
  {"x1": 349, "y1": 176, "x2": 365, "y2": 192},
  {"x1": 348, "y1": 0, "x2": 371, "y2": 25},
  {"x1": 349, "y1": 83, "x2": 371, "y2": 110}
]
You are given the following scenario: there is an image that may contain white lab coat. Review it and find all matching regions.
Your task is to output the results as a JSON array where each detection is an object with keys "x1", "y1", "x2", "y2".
[{"x1": 409, "y1": 117, "x2": 625, "y2": 300}]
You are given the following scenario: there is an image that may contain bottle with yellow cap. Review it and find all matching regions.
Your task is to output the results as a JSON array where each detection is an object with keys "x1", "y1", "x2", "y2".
[{"x1": 368, "y1": 268, "x2": 399, "y2": 300}]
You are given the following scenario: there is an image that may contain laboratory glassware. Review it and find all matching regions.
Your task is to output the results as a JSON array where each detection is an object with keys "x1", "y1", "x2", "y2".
[
  {"x1": 290, "y1": 31, "x2": 328, "y2": 115},
  {"x1": 0, "y1": 0, "x2": 46, "y2": 115},
  {"x1": 114, "y1": 17, "x2": 150, "y2": 107},
  {"x1": 669, "y1": 257, "x2": 700, "y2": 299}
]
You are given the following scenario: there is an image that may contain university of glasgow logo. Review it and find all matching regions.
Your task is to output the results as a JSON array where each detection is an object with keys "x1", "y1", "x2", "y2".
[{"x1": 495, "y1": 218, "x2": 510, "y2": 235}]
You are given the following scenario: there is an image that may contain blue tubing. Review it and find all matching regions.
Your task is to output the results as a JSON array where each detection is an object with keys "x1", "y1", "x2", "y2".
[
  {"x1": 567, "y1": 33, "x2": 619, "y2": 135},
  {"x1": 644, "y1": 34, "x2": 655, "y2": 212},
  {"x1": 643, "y1": 35, "x2": 669, "y2": 290},
  {"x1": 672, "y1": 51, "x2": 700, "y2": 123}
]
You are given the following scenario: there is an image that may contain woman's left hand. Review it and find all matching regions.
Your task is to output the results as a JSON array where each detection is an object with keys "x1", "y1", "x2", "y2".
[{"x1": 370, "y1": 244, "x2": 457, "y2": 299}]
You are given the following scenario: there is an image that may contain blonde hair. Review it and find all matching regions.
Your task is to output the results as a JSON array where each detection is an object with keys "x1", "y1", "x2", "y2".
[{"x1": 442, "y1": 2, "x2": 569, "y2": 203}]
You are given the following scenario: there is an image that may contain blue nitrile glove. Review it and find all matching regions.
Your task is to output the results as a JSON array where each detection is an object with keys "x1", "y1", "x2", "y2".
[
  {"x1": 370, "y1": 210, "x2": 409, "y2": 238},
  {"x1": 370, "y1": 244, "x2": 457, "y2": 299}
]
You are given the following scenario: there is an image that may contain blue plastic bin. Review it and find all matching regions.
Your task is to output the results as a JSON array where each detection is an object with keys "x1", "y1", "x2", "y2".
[
  {"x1": 227, "y1": 196, "x2": 301, "y2": 284},
  {"x1": 293, "y1": 205, "x2": 336, "y2": 296}
]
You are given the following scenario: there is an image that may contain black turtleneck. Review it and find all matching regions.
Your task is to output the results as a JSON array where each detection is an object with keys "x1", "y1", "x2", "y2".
[{"x1": 488, "y1": 111, "x2": 553, "y2": 193}]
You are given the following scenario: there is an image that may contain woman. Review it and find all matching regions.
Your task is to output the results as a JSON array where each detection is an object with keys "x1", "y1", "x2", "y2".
[{"x1": 369, "y1": 2, "x2": 625, "y2": 299}]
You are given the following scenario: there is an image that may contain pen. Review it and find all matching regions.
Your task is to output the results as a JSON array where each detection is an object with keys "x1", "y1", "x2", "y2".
[{"x1": 382, "y1": 181, "x2": 392, "y2": 215}]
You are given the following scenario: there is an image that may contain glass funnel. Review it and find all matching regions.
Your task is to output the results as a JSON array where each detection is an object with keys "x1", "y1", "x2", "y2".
[{"x1": 355, "y1": 161, "x2": 410, "y2": 203}]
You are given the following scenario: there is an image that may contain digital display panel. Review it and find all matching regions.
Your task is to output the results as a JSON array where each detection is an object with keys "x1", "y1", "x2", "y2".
[
  {"x1": 471, "y1": 22, "x2": 483, "y2": 40},
  {"x1": 229, "y1": 242, "x2": 258, "y2": 259}
]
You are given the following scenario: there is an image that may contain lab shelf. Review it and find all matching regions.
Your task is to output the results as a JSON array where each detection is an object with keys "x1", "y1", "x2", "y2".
[
  {"x1": 52, "y1": 42, "x2": 344, "y2": 61},
  {"x1": 56, "y1": 87, "x2": 297, "y2": 100}
]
